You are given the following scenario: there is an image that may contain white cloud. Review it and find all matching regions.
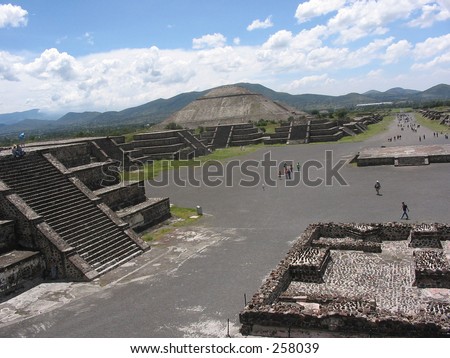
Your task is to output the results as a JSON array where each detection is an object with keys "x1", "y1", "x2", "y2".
[
  {"x1": 327, "y1": 0, "x2": 429, "y2": 44},
  {"x1": 305, "y1": 46, "x2": 349, "y2": 70},
  {"x1": 413, "y1": 33, "x2": 450, "y2": 59},
  {"x1": 24, "y1": 48, "x2": 81, "y2": 81},
  {"x1": 295, "y1": 0, "x2": 345, "y2": 23},
  {"x1": 192, "y1": 33, "x2": 226, "y2": 49},
  {"x1": 383, "y1": 40, "x2": 413, "y2": 63},
  {"x1": 0, "y1": 51, "x2": 21, "y2": 81},
  {"x1": 233, "y1": 37, "x2": 241, "y2": 45},
  {"x1": 262, "y1": 30, "x2": 293, "y2": 49},
  {"x1": 247, "y1": 16, "x2": 273, "y2": 31},
  {"x1": 292, "y1": 25, "x2": 328, "y2": 51},
  {"x1": 288, "y1": 74, "x2": 335, "y2": 90},
  {"x1": 411, "y1": 52, "x2": 450, "y2": 70},
  {"x1": 408, "y1": 0, "x2": 450, "y2": 27},
  {"x1": 0, "y1": 4, "x2": 28, "y2": 28}
]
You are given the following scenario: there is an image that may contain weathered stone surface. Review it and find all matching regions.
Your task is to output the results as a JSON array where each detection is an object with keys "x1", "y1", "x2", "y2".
[
  {"x1": 240, "y1": 222, "x2": 450, "y2": 337},
  {"x1": 162, "y1": 85, "x2": 306, "y2": 129}
]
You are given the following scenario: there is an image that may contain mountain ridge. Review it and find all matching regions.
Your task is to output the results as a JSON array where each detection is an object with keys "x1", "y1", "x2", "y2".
[{"x1": 0, "y1": 83, "x2": 449, "y2": 135}]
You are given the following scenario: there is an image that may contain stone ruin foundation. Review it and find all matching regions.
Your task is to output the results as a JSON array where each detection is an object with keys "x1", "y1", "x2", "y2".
[{"x1": 239, "y1": 222, "x2": 450, "y2": 337}]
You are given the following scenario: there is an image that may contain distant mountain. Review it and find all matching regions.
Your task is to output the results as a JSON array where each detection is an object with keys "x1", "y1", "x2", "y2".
[
  {"x1": 0, "y1": 109, "x2": 59, "y2": 125},
  {"x1": 0, "y1": 83, "x2": 449, "y2": 136},
  {"x1": 417, "y1": 84, "x2": 450, "y2": 99},
  {"x1": 238, "y1": 83, "x2": 450, "y2": 109},
  {"x1": 58, "y1": 111, "x2": 101, "y2": 124}
]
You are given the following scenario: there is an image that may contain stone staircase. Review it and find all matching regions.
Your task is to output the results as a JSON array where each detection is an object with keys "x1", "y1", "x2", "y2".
[
  {"x1": 0, "y1": 153, "x2": 144, "y2": 275},
  {"x1": 211, "y1": 125, "x2": 233, "y2": 148}
]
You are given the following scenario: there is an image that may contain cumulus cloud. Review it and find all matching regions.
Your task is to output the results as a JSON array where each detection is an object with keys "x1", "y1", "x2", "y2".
[
  {"x1": 0, "y1": 51, "x2": 21, "y2": 81},
  {"x1": 292, "y1": 25, "x2": 328, "y2": 51},
  {"x1": 0, "y1": 3, "x2": 28, "y2": 28},
  {"x1": 288, "y1": 74, "x2": 335, "y2": 91},
  {"x1": 324, "y1": 0, "x2": 430, "y2": 44},
  {"x1": 262, "y1": 30, "x2": 293, "y2": 49},
  {"x1": 247, "y1": 16, "x2": 273, "y2": 31},
  {"x1": 408, "y1": 0, "x2": 450, "y2": 27},
  {"x1": 24, "y1": 48, "x2": 81, "y2": 81},
  {"x1": 192, "y1": 33, "x2": 226, "y2": 49},
  {"x1": 411, "y1": 52, "x2": 450, "y2": 70},
  {"x1": 413, "y1": 33, "x2": 450, "y2": 59},
  {"x1": 383, "y1": 40, "x2": 413, "y2": 63},
  {"x1": 295, "y1": 0, "x2": 345, "y2": 23}
]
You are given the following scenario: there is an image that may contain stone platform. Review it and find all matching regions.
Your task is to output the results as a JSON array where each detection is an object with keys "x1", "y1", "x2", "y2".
[
  {"x1": 357, "y1": 144, "x2": 450, "y2": 166},
  {"x1": 240, "y1": 222, "x2": 450, "y2": 337}
]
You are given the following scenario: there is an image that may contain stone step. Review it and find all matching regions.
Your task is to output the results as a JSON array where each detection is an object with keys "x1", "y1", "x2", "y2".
[
  {"x1": 45, "y1": 204, "x2": 100, "y2": 226},
  {"x1": 66, "y1": 225, "x2": 121, "y2": 249},
  {"x1": 28, "y1": 191, "x2": 86, "y2": 212},
  {"x1": 2, "y1": 170, "x2": 64, "y2": 188},
  {"x1": 77, "y1": 230, "x2": 125, "y2": 256},
  {"x1": 21, "y1": 186, "x2": 82, "y2": 206},
  {"x1": 58, "y1": 215, "x2": 112, "y2": 239},
  {"x1": 82, "y1": 236, "x2": 136, "y2": 263},
  {"x1": 93, "y1": 249, "x2": 142, "y2": 274},
  {"x1": 92, "y1": 242, "x2": 141, "y2": 268},
  {"x1": 0, "y1": 157, "x2": 52, "y2": 172},
  {"x1": 18, "y1": 182, "x2": 75, "y2": 201},
  {"x1": 37, "y1": 198, "x2": 95, "y2": 218},
  {"x1": 50, "y1": 209, "x2": 106, "y2": 232}
]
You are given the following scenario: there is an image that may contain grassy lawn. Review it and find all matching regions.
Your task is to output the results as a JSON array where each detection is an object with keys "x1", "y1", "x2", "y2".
[
  {"x1": 141, "y1": 205, "x2": 200, "y2": 242},
  {"x1": 414, "y1": 112, "x2": 450, "y2": 134},
  {"x1": 260, "y1": 122, "x2": 278, "y2": 134},
  {"x1": 123, "y1": 143, "x2": 266, "y2": 181},
  {"x1": 338, "y1": 114, "x2": 396, "y2": 143}
]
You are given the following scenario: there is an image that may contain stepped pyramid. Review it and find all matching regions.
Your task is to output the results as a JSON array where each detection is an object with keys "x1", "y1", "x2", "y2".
[
  {"x1": 0, "y1": 152, "x2": 147, "y2": 279},
  {"x1": 162, "y1": 85, "x2": 303, "y2": 129}
]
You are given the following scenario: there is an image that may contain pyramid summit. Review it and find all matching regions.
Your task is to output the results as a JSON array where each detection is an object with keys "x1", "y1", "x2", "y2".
[{"x1": 161, "y1": 85, "x2": 306, "y2": 129}]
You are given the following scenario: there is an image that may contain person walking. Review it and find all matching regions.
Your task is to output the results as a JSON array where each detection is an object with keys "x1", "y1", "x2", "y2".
[
  {"x1": 401, "y1": 202, "x2": 409, "y2": 220},
  {"x1": 374, "y1": 180, "x2": 381, "y2": 195}
]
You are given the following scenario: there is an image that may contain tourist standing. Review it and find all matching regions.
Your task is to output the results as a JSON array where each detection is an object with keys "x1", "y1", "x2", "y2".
[
  {"x1": 401, "y1": 202, "x2": 409, "y2": 220},
  {"x1": 374, "y1": 180, "x2": 381, "y2": 195}
]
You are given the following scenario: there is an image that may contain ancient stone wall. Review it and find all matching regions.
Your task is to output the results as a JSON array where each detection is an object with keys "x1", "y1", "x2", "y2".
[
  {"x1": 95, "y1": 181, "x2": 146, "y2": 211},
  {"x1": 0, "y1": 220, "x2": 15, "y2": 254},
  {"x1": 0, "y1": 251, "x2": 44, "y2": 295},
  {"x1": 69, "y1": 161, "x2": 121, "y2": 191},
  {"x1": 117, "y1": 198, "x2": 171, "y2": 232},
  {"x1": 414, "y1": 249, "x2": 450, "y2": 288},
  {"x1": 49, "y1": 143, "x2": 91, "y2": 168}
]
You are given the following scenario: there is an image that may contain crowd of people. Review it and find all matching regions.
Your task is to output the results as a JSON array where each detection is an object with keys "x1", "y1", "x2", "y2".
[{"x1": 393, "y1": 113, "x2": 449, "y2": 143}]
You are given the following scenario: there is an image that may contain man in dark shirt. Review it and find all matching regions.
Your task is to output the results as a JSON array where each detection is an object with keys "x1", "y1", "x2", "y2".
[{"x1": 401, "y1": 202, "x2": 409, "y2": 220}]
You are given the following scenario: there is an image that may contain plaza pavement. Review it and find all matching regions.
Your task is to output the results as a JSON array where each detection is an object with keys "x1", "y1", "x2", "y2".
[{"x1": 0, "y1": 114, "x2": 449, "y2": 337}]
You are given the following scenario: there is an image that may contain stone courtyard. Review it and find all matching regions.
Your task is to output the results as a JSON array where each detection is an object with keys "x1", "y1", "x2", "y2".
[{"x1": 240, "y1": 223, "x2": 450, "y2": 337}]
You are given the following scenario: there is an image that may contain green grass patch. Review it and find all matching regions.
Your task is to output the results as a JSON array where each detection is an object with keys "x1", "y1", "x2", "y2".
[
  {"x1": 415, "y1": 112, "x2": 450, "y2": 134},
  {"x1": 122, "y1": 143, "x2": 266, "y2": 181},
  {"x1": 261, "y1": 122, "x2": 278, "y2": 134},
  {"x1": 141, "y1": 205, "x2": 200, "y2": 242},
  {"x1": 338, "y1": 115, "x2": 396, "y2": 143}
]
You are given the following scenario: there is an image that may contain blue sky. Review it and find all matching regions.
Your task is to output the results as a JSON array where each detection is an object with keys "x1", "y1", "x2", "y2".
[{"x1": 0, "y1": 0, "x2": 449, "y2": 114}]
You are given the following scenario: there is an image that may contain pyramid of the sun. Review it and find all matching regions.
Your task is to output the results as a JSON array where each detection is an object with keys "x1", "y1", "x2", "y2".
[{"x1": 162, "y1": 85, "x2": 305, "y2": 129}]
